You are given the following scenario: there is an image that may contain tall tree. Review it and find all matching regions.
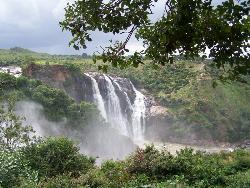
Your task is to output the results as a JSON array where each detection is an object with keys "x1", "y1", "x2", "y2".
[{"x1": 60, "y1": 0, "x2": 250, "y2": 80}]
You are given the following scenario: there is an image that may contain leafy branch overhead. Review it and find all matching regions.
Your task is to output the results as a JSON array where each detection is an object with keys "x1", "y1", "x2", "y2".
[{"x1": 60, "y1": 0, "x2": 250, "y2": 80}]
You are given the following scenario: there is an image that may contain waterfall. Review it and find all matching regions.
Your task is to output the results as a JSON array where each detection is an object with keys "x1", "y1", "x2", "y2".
[
  {"x1": 86, "y1": 73, "x2": 146, "y2": 142},
  {"x1": 103, "y1": 75, "x2": 129, "y2": 136},
  {"x1": 131, "y1": 83, "x2": 146, "y2": 141},
  {"x1": 113, "y1": 80, "x2": 133, "y2": 110},
  {"x1": 113, "y1": 79, "x2": 146, "y2": 141},
  {"x1": 85, "y1": 73, "x2": 107, "y2": 121}
]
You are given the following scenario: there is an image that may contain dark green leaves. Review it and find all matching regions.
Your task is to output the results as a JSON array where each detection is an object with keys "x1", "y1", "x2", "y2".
[{"x1": 61, "y1": 0, "x2": 250, "y2": 80}]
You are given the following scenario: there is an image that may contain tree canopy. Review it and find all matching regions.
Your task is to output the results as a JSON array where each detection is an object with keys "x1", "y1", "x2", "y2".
[{"x1": 60, "y1": 0, "x2": 249, "y2": 81}]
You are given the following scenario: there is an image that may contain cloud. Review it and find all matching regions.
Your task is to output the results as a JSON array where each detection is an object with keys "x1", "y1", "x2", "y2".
[
  {"x1": 0, "y1": 0, "x2": 79, "y2": 54},
  {"x1": 52, "y1": 0, "x2": 74, "y2": 20},
  {"x1": 0, "y1": 0, "x2": 40, "y2": 30},
  {"x1": 0, "y1": 0, "x2": 226, "y2": 55}
]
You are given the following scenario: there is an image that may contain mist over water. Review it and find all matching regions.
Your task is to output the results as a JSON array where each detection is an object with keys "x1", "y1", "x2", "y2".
[
  {"x1": 15, "y1": 101, "x2": 66, "y2": 137},
  {"x1": 15, "y1": 100, "x2": 136, "y2": 161},
  {"x1": 80, "y1": 124, "x2": 136, "y2": 162},
  {"x1": 13, "y1": 73, "x2": 148, "y2": 161}
]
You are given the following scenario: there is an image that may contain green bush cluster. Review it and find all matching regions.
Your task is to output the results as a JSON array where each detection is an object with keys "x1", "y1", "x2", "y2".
[
  {"x1": 0, "y1": 148, "x2": 38, "y2": 188},
  {"x1": 22, "y1": 137, "x2": 95, "y2": 179},
  {"x1": 0, "y1": 73, "x2": 17, "y2": 92},
  {"x1": 5, "y1": 144, "x2": 250, "y2": 188},
  {"x1": 0, "y1": 137, "x2": 94, "y2": 188}
]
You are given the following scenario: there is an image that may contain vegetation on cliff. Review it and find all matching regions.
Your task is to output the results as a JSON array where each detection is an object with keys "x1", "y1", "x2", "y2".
[
  {"x1": 111, "y1": 62, "x2": 250, "y2": 143},
  {"x1": 0, "y1": 72, "x2": 101, "y2": 126}
]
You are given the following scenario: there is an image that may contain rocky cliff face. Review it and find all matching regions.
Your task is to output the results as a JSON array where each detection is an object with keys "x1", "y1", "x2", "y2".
[
  {"x1": 24, "y1": 64, "x2": 137, "y2": 115},
  {"x1": 24, "y1": 64, "x2": 94, "y2": 102}
]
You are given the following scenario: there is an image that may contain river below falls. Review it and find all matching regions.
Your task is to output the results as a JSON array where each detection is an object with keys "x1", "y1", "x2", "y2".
[{"x1": 137, "y1": 140, "x2": 234, "y2": 155}]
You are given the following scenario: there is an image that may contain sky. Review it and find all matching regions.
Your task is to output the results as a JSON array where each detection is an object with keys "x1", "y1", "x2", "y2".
[{"x1": 0, "y1": 0, "x2": 224, "y2": 55}]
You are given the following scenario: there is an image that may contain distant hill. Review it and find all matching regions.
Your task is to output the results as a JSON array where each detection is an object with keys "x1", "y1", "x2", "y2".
[
  {"x1": 0, "y1": 47, "x2": 51, "y2": 66},
  {"x1": 9, "y1": 47, "x2": 38, "y2": 54},
  {"x1": 0, "y1": 47, "x2": 50, "y2": 55},
  {"x1": 0, "y1": 47, "x2": 87, "y2": 66}
]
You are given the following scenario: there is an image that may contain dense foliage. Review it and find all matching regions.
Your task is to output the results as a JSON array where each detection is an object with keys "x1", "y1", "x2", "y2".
[
  {"x1": 0, "y1": 148, "x2": 38, "y2": 188},
  {"x1": 1, "y1": 109, "x2": 250, "y2": 187},
  {"x1": 22, "y1": 137, "x2": 95, "y2": 179},
  {"x1": 1, "y1": 127, "x2": 250, "y2": 188},
  {"x1": 61, "y1": 0, "x2": 250, "y2": 80},
  {"x1": 0, "y1": 108, "x2": 36, "y2": 150},
  {"x1": 0, "y1": 106, "x2": 39, "y2": 187}
]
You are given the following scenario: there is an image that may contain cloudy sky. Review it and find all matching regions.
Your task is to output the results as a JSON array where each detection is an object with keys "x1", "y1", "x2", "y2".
[{"x1": 0, "y1": 0, "x2": 224, "y2": 55}]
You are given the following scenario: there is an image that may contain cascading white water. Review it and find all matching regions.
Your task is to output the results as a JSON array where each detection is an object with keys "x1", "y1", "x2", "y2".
[
  {"x1": 85, "y1": 73, "x2": 107, "y2": 121},
  {"x1": 113, "y1": 79, "x2": 146, "y2": 141},
  {"x1": 113, "y1": 80, "x2": 133, "y2": 110},
  {"x1": 86, "y1": 73, "x2": 146, "y2": 142},
  {"x1": 103, "y1": 75, "x2": 129, "y2": 136},
  {"x1": 131, "y1": 83, "x2": 146, "y2": 141}
]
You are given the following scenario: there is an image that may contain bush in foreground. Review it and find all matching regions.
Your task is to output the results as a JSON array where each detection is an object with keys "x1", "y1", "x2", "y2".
[{"x1": 22, "y1": 137, "x2": 95, "y2": 179}]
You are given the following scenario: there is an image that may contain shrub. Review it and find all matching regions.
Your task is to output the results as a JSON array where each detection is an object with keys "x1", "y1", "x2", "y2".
[
  {"x1": 0, "y1": 148, "x2": 38, "y2": 188},
  {"x1": 126, "y1": 146, "x2": 228, "y2": 187},
  {"x1": 100, "y1": 160, "x2": 130, "y2": 187},
  {"x1": 0, "y1": 73, "x2": 17, "y2": 92},
  {"x1": 64, "y1": 63, "x2": 81, "y2": 73},
  {"x1": 225, "y1": 170, "x2": 250, "y2": 188},
  {"x1": 174, "y1": 149, "x2": 225, "y2": 186},
  {"x1": 37, "y1": 174, "x2": 78, "y2": 188},
  {"x1": 0, "y1": 108, "x2": 37, "y2": 150},
  {"x1": 123, "y1": 174, "x2": 151, "y2": 188},
  {"x1": 22, "y1": 137, "x2": 95, "y2": 179},
  {"x1": 67, "y1": 102, "x2": 100, "y2": 126},
  {"x1": 225, "y1": 149, "x2": 250, "y2": 173},
  {"x1": 16, "y1": 76, "x2": 29, "y2": 89},
  {"x1": 76, "y1": 169, "x2": 108, "y2": 188},
  {"x1": 126, "y1": 145, "x2": 175, "y2": 179},
  {"x1": 32, "y1": 85, "x2": 74, "y2": 121}
]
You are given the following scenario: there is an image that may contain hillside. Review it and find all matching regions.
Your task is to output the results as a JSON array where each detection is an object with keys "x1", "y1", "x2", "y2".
[
  {"x1": 110, "y1": 62, "x2": 250, "y2": 144},
  {"x1": 0, "y1": 48, "x2": 250, "y2": 145},
  {"x1": 1, "y1": 48, "x2": 250, "y2": 188}
]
